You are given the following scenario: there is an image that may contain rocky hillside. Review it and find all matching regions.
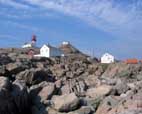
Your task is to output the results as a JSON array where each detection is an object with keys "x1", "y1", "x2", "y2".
[
  {"x1": 0, "y1": 48, "x2": 142, "y2": 114},
  {"x1": 59, "y1": 43, "x2": 81, "y2": 55}
]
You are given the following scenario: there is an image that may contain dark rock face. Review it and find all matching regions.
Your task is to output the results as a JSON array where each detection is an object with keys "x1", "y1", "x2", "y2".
[
  {"x1": 0, "y1": 55, "x2": 13, "y2": 65},
  {"x1": 0, "y1": 77, "x2": 31, "y2": 114},
  {"x1": 16, "y1": 69, "x2": 55, "y2": 86},
  {"x1": 0, "y1": 66, "x2": 10, "y2": 77},
  {"x1": 0, "y1": 76, "x2": 11, "y2": 90},
  {"x1": 29, "y1": 82, "x2": 57, "y2": 114}
]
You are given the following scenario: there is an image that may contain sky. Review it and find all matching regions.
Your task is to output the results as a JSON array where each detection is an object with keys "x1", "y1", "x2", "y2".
[{"x1": 0, "y1": 0, "x2": 142, "y2": 59}]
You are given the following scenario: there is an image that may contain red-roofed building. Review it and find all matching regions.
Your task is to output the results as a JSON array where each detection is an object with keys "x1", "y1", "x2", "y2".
[{"x1": 124, "y1": 59, "x2": 138, "y2": 64}]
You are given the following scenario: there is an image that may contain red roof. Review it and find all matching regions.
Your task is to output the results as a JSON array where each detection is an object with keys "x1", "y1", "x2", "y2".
[{"x1": 124, "y1": 59, "x2": 138, "y2": 64}]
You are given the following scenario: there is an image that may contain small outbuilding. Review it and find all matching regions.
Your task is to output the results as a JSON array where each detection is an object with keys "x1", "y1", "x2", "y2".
[
  {"x1": 124, "y1": 59, "x2": 138, "y2": 64},
  {"x1": 34, "y1": 44, "x2": 64, "y2": 58},
  {"x1": 101, "y1": 53, "x2": 114, "y2": 63}
]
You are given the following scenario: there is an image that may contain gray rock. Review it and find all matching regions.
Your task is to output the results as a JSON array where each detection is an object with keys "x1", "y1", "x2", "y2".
[
  {"x1": 0, "y1": 76, "x2": 11, "y2": 90},
  {"x1": 12, "y1": 79, "x2": 31, "y2": 113},
  {"x1": 136, "y1": 74, "x2": 142, "y2": 81},
  {"x1": 61, "y1": 79, "x2": 87, "y2": 96},
  {"x1": 117, "y1": 110, "x2": 142, "y2": 114},
  {"x1": 113, "y1": 82, "x2": 129, "y2": 95},
  {"x1": 30, "y1": 82, "x2": 55, "y2": 114},
  {"x1": 6, "y1": 62, "x2": 26, "y2": 74},
  {"x1": 30, "y1": 81, "x2": 49, "y2": 97},
  {"x1": 61, "y1": 84, "x2": 70, "y2": 95},
  {"x1": 86, "y1": 85, "x2": 112, "y2": 99},
  {"x1": 31, "y1": 105, "x2": 47, "y2": 114},
  {"x1": 38, "y1": 83, "x2": 55, "y2": 100},
  {"x1": 16, "y1": 68, "x2": 54, "y2": 85},
  {"x1": 68, "y1": 106, "x2": 93, "y2": 114},
  {"x1": 47, "y1": 108, "x2": 65, "y2": 114},
  {"x1": 0, "y1": 66, "x2": 10, "y2": 76},
  {"x1": 51, "y1": 93, "x2": 80, "y2": 112},
  {"x1": 0, "y1": 55, "x2": 12, "y2": 65},
  {"x1": 0, "y1": 78, "x2": 31, "y2": 114},
  {"x1": 81, "y1": 97, "x2": 102, "y2": 111}
]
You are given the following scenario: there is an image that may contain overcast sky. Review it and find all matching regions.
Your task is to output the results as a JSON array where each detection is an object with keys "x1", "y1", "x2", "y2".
[{"x1": 0, "y1": 0, "x2": 142, "y2": 59}]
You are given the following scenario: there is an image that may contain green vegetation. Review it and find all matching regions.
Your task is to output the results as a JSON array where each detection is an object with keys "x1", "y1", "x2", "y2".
[{"x1": 100, "y1": 63, "x2": 109, "y2": 71}]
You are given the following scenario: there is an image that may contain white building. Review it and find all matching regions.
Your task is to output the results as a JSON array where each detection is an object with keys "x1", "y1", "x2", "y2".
[
  {"x1": 22, "y1": 43, "x2": 34, "y2": 48},
  {"x1": 34, "y1": 44, "x2": 64, "y2": 58},
  {"x1": 62, "y1": 41, "x2": 70, "y2": 45},
  {"x1": 22, "y1": 35, "x2": 37, "y2": 48},
  {"x1": 101, "y1": 53, "x2": 114, "y2": 63}
]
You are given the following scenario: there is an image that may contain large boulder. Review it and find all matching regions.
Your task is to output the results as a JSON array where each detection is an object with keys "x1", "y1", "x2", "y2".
[
  {"x1": 50, "y1": 64, "x2": 66, "y2": 78},
  {"x1": 68, "y1": 106, "x2": 93, "y2": 114},
  {"x1": 116, "y1": 110, "x2": 142, "y2": 114},
  {"x1": 0, "y1": 76, "x2": 11, "y2": 90},
  {"x1": 113, "y1": 82, "x2": 130, "y2": 95},
  {"x1": 16, "y1": 68, "x2": 54, "y2": 85},
  {"x1": 0, "y1": 54, "x2": 13, "y2": 65},
  {"x1": 12, "y1": 80, "x2": 31, "y2": 113},
  {"x1": 87, "y1": 64, "x2": 104, "y2": 76},
  {"x1": 6, "y1": 62, "x2": 26, "y2": 74},
  {"x1": 47, "y1": 108, "x2": 65, "y2": 114},
  {"x1": 86, "y1": 85, "x2": 112, "y2": 99},
  {"x1": 81, "y1": 97, "x2": 103, "y2": 111},
  {"x1": 61, "y1": 79, "x2": 87, "y2": 96},
  {"x1": 61, "y1": 84, "x2": 70, "y2": 95},
  {"x1": 48, "y1": 106, "x2": 93, "y2": 114},
  {"x1": 101, "y1": 63, "x2": 129, "y2": 78},
  {"x1": 96, "y1": 87, "x2": 142, "y2": 114},
  {"x1": 38, "y1": 83, "x2": 55, "y2": 100},
  {"x1": 0, "y1": 66, "x2": 10, "y2": 77},
  {"x1": 95, "y1": 96, "x2": 121, "y2": 114},
  {"x1": 85, "y1": 75, "x2": 101, "y2": 88},
  {"x1": 51, "y1": 93, "x2": 80, "y2": 112},
  {"x1": 0, "y1": 78, "x2": 31, "y2": 114},
  {"x1": 30, "y1": 81, "x2": 50, "y2": 98},
  {"x1": 30, "y1": 82, "x2": 56, "y2": 114},
  {"x1": 102, "y1": 63, "x2": 142, "y2": 80}
]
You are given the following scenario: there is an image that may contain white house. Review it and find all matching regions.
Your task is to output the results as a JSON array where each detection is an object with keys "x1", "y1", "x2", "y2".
[
  {"x1": 34, "y1": 44, "x2": 64, "y2": 58},
  {"x1": 101, "y1": 53, "x2": 114, "y2": 63}
]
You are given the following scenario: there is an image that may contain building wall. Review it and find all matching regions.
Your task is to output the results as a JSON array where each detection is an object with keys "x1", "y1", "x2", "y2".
[
  {"x1": 22, "y1": 44, "x2": 32, "y2": 48},
  {"x1": 40, "y1": 45, "x2": 64, "y2": 57},
  {"x1": 40, "y1": 45, "x2": 50, "y2": 57},
  {"x1": 22, "y1": 41, "x2": 36, "y2": 49},
  {"x1": 101, "y1": 54, "x2": 114, "y2": 63},
  {"x1": 50, "y1": 47, "x2": 63, "y2": 57}
]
